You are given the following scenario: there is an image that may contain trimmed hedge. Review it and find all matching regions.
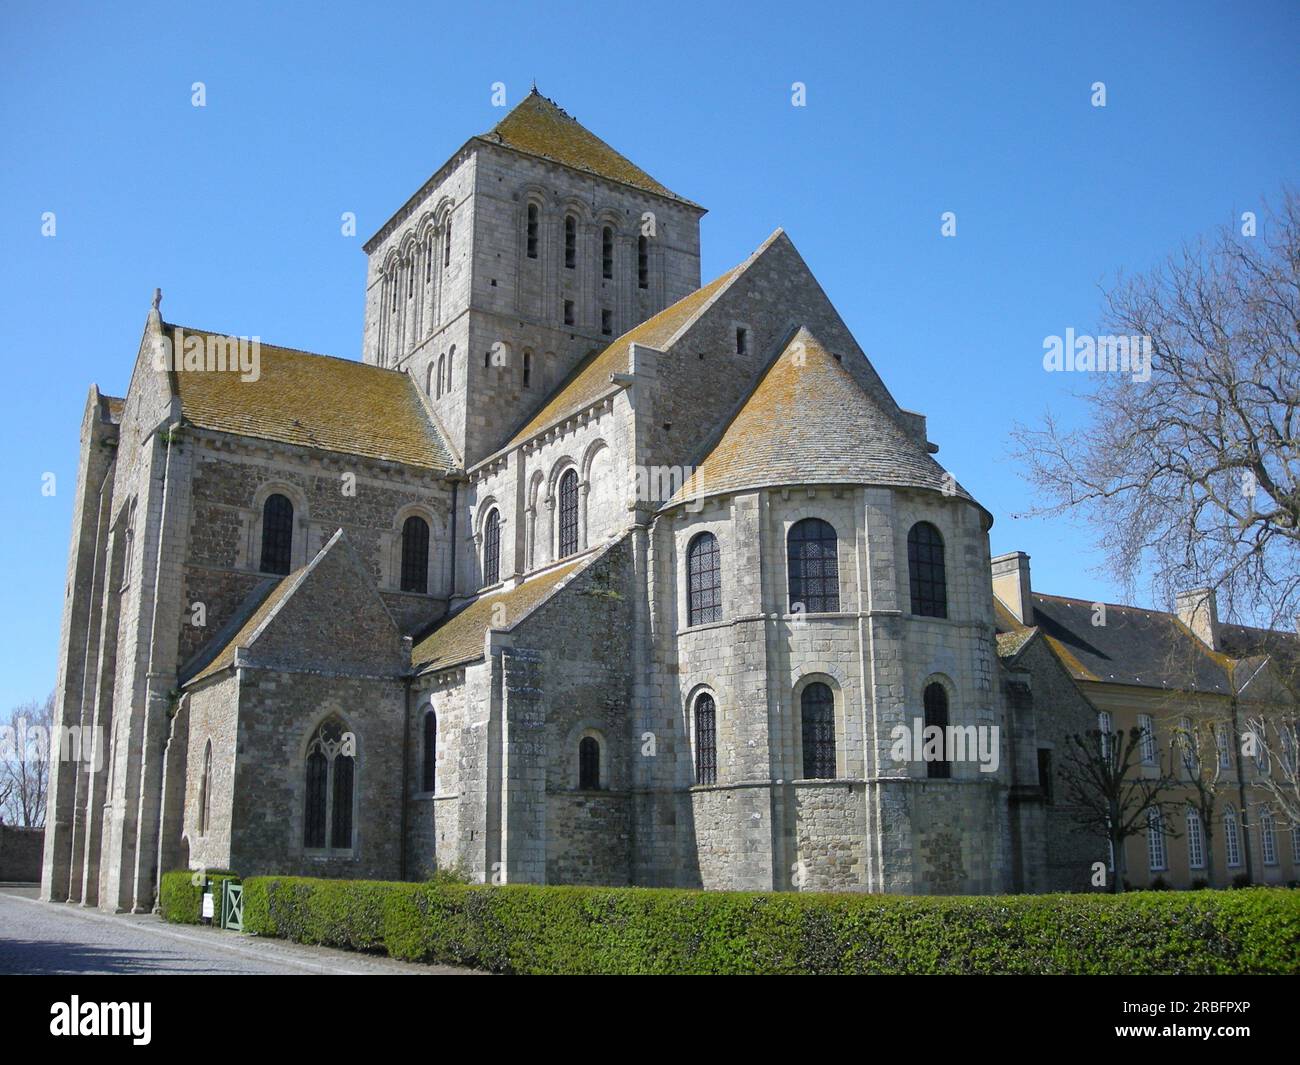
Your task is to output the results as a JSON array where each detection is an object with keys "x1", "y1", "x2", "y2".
[
  {"x1": 237, "y1": 876, "x2": 1300, "y2": 975},
  {"x1": 159, "y1": 869, "x2": 240, "y2": 925}
]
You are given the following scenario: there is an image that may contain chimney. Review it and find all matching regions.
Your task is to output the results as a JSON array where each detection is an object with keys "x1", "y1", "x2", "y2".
[
  {"x1": 1175, "y1": 588, "x2": 1219, "y2": 650},
  {"x1": 991, "y1": 551, "x2": 1033, "y2": 625}
]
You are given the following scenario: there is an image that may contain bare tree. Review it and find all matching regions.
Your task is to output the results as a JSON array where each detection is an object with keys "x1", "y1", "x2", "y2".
[
  {"x1": 1059, "y1": 726, "x2": 1180, "y2": 892},
  {"x1": 1241, "y1": 711, "x2": 1300, "y2": 829},
  {"x1": 1170, "y1": 715, "x2": 1232, "y2": 885},
  {"x1": 1012, "y1": 190, "x2": 1300, "y2": 629},
  {"x1": 0, "y1": 692, "x2": 54, "y2": 828}
]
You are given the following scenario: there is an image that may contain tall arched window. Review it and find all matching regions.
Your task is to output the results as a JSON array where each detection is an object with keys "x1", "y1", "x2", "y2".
[
  {"x1": 579, "y1": 735, "x2": 600, "y2": 790},
  {"x1": 443, "y1": 217, "x2": 453, "y2": 267},
  {"x1": 694, "y1": 693, "x2": 717, "y2": 785},
  {"x1": 907, "y1": 522, "x2": 948, "y2": 618},
  {"x1": 260, "y1": 493, "x2": 294, "y2": 575},
  {"x1": 601, "y1": 226, "x2": 614, "y2": 279},
  {"x1": 425, "y1": 362, "x2": 436, "y2": 397},
  {"x1": 526, "y1": 203, "x2": 539, "y2": 259},
  {"x1": 558, "y1": 469, "x2": 579, "y2": 558},
  {"x1": 446, "y1": 346, "x2": 455, "y2": 391},
  {"x1": 686, "y1": 532, "x2": 722, "y2": 626},
  {"x1": 801, "y1": 682, "x2": 836, "y2": 779},
  {"x1": 1260, "y1": 808, "x2": 1277, "y2": 865},
  {"x1": 425, "y1": 232, "x2": 434, "y2": 283},
  {"x1": 482, "y1": 508, "x2": 501, "y2": 586},
  {"x1": 1224, "y1": 806, "x2": 1242, "y2": 868},
  {"x1": 923, "y1": 682, "x2": 951, "y2": 779},
  {"x1": 401, "y1": 515, "x2": 430, "y2": 593},
  {"x1": 198, "y1": 740, "x2": 212, "y2": 836},
  {"x1": 637, "y1": 235, "x2": 649, "y2": 289},
  {"x1": 564, "y1": 215, "x2": 577, "y2": 269},
  {"x1": 1186, "y1": 807, "x2": 1205, "y2": 869},
  {"x1": 436, "y1": 353, "x2": 446, "y2": 398},
  {"x1": 304, "y1": 717, "x2": 355, "y2": 851},
  {"x1": 523, "y1": 351, "x2": 532, "y2": 389},
  {"x1": 422, "y1": 711, "x2": 437, "y2": 793},
  {"x1": 787, "y1": 518, "x2": 839, "y2": 614}
]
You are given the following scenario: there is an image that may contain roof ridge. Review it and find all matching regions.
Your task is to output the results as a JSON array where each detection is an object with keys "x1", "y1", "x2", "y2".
[{"x1": 164, "y1": 321, "x2": 409, "y2": 376}]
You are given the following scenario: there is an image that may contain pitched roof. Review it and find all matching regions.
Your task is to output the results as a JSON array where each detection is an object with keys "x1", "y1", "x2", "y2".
[
  {"x1": 480, "y1": 91, "x2": 697, "y2": 207},
  {"x1": 180, "y1": 573, "x2": 299, "y2": 686},
  {"x1": 665, "y1": 327, "x2": 971, "y2": 506},
  {"x1": 164, "y1": 324, "x2": 453, "y2": 470},
  {"x1": 501, "y1": 257, "x2": 746, "y2": 451},
  {"x1": 411, "y1": 557, "x2": 591, "y2": 672},
  {"x1": 1006, "y1": 593, "x2": 1233, "y2": 694},
  {"x1": 1217, "y1": 622, "x2": 1300, "y2": 693}
]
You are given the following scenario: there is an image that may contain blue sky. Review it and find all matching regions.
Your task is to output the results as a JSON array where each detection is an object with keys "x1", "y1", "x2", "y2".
[{"x1": 1, "y1": 0, "x2": 1297, "y2": 708}]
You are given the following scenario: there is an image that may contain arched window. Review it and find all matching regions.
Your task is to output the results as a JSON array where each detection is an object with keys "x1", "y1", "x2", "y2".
[
  {"x1": 564, "y1": 215, "x2": 577, "y2": 269},
  {"x1": 579, "y1": 735, "x2": 600, "y2": 790},
  {"x1": 389, "y1": 269, "x2": 397, "y2": 314},
  {"x1": 801, "y1": 682, "x2": 835, "y2": 779},
  {"x1": 1260, "y1": 808, "x2": 1277, "y2": 865},
  {"x1": 923, "y1": 682, "x2": 951, "y2": 779},
  {"x1": 558, "y1": 469, "x2": 579, "y2": 558},
  {"x1": 1187, "y1": 807, "x2": 1205, "y2": 869},
  {"x1": 421, "y1": 711, "x2": 437, "y2": 793},
  {"x1": 401, "y1": 515, "x2": 430, "y2": 593},
  {"x1": 601, "y1": 226, "x2": 614, "y2": 279},
  {"x1": 694, "y1": 692, "x2": 717, "y2": 785},
  {"x1": 304, "y1": 717, "x2": 354, "y2": 851},
  {"x1": 446, "y1": 346, "x2": 455, "y2": 391},
  {"x1": 198, "y1": 740, "x2": 212, "y2": 836},
  {"x1": 425, "y1": 233, "x2": 433, "y2": 283},
  {"x1": 1224, "y1": 806, "x2": 1242, "y2": 868},
  {"x1": 523, "y1": 351, "x2": 532, "y2": 389},
  {"x1": 686, "y1": 532, "x2": 722, "y2": 626},
  {"x1": 637, "y1": 234, "x2": 649, "y2": 289},
  {"x1": 436, "y1": 353, "x2": 445, "y2": 398},
  {"x1": 425, "y1": 362, "x2": 435, "y2": 397},
  {"x1": 443, "y1": 218, "x2": 453, "y2": 267},
  {"x1": 787, "y1": 518, "x2": 839, "y2": 614},
  {"x1": 482, "y1": 508, "x2": 501, "y2": 586},
  {"x1": 526, "y1": 203, "x2": 539, "y2": 259},
  {"x1": 260, "y1": 493, "x2": 294, "y2": 575},
  {"x1": 907, "y1": 522, "x2": 948, "y2": 618}
]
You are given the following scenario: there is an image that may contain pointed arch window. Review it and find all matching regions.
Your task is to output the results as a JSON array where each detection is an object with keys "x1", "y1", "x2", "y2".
[
  {"x1": 482, "y1": 508, "x2": 501, "y2": 586},
  {"x1": 602, "y1": 226, "x2": 614, "y2": 279},
  {"x1": 526, "y1": 203, "x2": 539, "y2": 259},
  {"x1": 907, "y1": 521, "x2": 948, "y2": 618},
  {"x1": 787, "y1": 518, "x2": 839, "y2": 614},
  {"x1": 401, "y1": 515, "x2": 430, "y2": 593},
  {"x1": 260, "y1": 493, "x2": 294, "y2": 575},
  {"x1": 694, "y1": 692, "x2": 717, "y2": 785},
  {"x1": 801, "y1": 682, "x2": 836, "y2": 779},
  {"x1": 579, "y1": 735, "x2": 600, "y2": 790},
  {"x1": 304, "y1": 717, "x2": 355, "y2": 852},
  {"x1": 198, "y1": 740, "x2": 212, "y2": 836},
  {"x1": 564, "y1": 215, "x2": 577, "y2": 269},
  {"x1": 422, "y1": 711, "x2": 437, "y2": 793},
  {"x1": 924, "y1": 682, "x2": 951, "y2": 779},
  {"x1": 686, "y1": 532, "x2": 721, "y2": 626},
  {"x1": 558, "y1": 469, "x2": 579, "y2": 558}
]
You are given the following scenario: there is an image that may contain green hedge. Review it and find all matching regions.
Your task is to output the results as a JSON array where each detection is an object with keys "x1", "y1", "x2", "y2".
[
  {"x1": 159, "y1": 869, "x2": 240, "y2": 925},
  {"x1": 237, "y1": 877, "x2": 1300, "y2": 975}
]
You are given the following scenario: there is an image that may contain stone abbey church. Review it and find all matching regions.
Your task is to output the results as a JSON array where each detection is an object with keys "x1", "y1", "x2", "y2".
[{"x1": 42, "y1": 92, "x2": 1300, "y2": 914}]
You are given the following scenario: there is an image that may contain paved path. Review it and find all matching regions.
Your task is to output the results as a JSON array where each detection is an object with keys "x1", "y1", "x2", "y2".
[{"x1": 0, "y1": 885, "x2": 479, "y2": 975}]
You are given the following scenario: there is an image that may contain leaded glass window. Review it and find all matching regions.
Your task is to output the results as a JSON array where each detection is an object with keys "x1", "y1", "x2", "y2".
[
  {"x1": 558, "y1": 470, "x2": 579, "y2": 558},
  {"x1": 787, "y1": 518, "x2": 839, "y2": 614},
  {"x1": 695, "y1": 693, "x2": 717, "y2": 785},
  {"x1": 907, "y1": 522, "x2": 947, "y2": 618},
  {"x1": 260, "y1": 493, "x2": 293, "y2": 575},
  {"x1": 801, "y1": 682, "x2": 835, "y2": 779},
  {"x1": 686, "y1": 532, "x2": 721, "y2": 626}
]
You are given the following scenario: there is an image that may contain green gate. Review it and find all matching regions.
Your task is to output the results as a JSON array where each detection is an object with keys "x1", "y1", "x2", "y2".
[{"x1": 219, "y1": 880, "x2": 243, "y2": 931}]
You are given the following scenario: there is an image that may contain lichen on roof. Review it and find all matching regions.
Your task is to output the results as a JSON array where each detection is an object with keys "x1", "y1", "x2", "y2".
[
  {"x1": 481, "y1": 90, "x2": 698, "y2": 206},
  {"x1": 411, "y1": 557, "x2": 590, "y2": 672},
  {"x1": 665, "y1": 327, "x2": 970, "y2": 506},
  {"x1": 503, "y1": 261, "x2": 743, "y2": 450},
  {"x1": 163, "y1": 324, "x2": 453, "y2": 470}
]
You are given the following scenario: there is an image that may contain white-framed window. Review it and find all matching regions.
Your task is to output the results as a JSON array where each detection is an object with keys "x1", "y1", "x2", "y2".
[
  {"x1": 1260, "y1": 808, "x2": 1277, "y2": 866},
  {"x1": 1178, "y1": 716, "x2": 1198, "y2": 775},
  {"x1": 1147, "y1": 807, "x2": 1167, "y2": 871},
  {"x1": 1291, "y1": 823, "x2": 1300, "y2": 864},
  {"x1": 1217, "y1": 721, "x2": 1232, "y2": 770},
  {"x1": 1138, "y1": 714, "x2": 1157, "y2": 766},
  {"x1": 1098, "y1": 711, "x2": 1113, "y2": 761},
  {"x1": 1224, "y1": 806, "x2": 1242, "y2": 868},
  {"x1": 1186, "y1": 807, "x2": 1205, "y2": 870}
]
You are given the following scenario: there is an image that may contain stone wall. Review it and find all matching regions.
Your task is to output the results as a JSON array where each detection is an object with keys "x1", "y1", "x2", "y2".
[{"x1": 1, "y1": 826, "x2": 45, "y2": 881}]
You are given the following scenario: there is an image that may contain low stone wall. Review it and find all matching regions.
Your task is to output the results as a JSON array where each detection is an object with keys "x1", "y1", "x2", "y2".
[{"x1": 0, "y1": 825, "x2": 44, "y2": 881}]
